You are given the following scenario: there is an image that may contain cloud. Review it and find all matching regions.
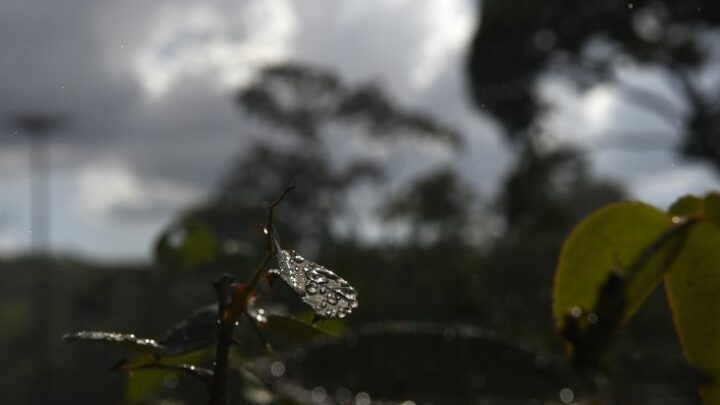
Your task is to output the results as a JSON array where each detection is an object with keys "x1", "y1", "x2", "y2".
[
  {"x1": 132, "y1": 0, "x2": 297, "y2": 97},
  {"x1": 76, "y1": 162, "x2": 202, "y2": 221}
]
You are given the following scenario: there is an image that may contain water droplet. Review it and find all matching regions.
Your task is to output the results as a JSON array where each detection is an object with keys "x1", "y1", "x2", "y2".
[
  {"x1": 338, "y1": 312, "x2": 346, "y2": 318},
  {"x1": 570, "y1": 306, "x2": 583, "y2": 318},
  {"x1": 316, "y1": 267, "x2": 341, "y2": 280},
  {"x1": 306, "y1": 282, "x2": 319, "y2": 295},
  {"x1": 311, "y1": 386, "x2": 327, "y2": 403},
  {"x1": 587, "y1": 312, "x2": 599, "y2": 324},
  {"x1": 350, "y1": 300, "x2": 359, "y2": 309},
  {"x1": 270, "y1": 361, "x2": 285, "y2": 377},
  {"x1": 319, "y1": 286, "x2": 327, "y2": 294},
  {"x1": 559, "y1": 387, "x2": 574, "y2": 403},
  {"x1": 319, "y1": 300, "x2": 327, "y2": 308},
  {"x1": 307, "y1": 270, "x2": 328, "y2": 284},
  {"x1": 327, "y1": 293, "x2": 338, "y2": 305},
  {"x1": 338, "y1": 287, "x2": 357, "y2": 300},
  {"x1": 293, "y1": 254, "x2": 304, "y2": 263},
  {"x1": 355, "y1": 391, "x2": 371, "y2": 405}
]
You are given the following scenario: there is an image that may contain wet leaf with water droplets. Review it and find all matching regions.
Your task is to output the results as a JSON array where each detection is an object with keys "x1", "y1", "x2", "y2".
[
  {"x1": 270, "y1": 249, "x2": 358, "y2": 319},
  {"x1": 63, "y1": 331, "x2": 164, "y2": 353}
]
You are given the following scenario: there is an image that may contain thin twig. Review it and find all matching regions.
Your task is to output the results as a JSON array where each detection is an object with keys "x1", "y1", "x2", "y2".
[{"x1": 244, "y1": 186, "x2": 295, "y2": 294}]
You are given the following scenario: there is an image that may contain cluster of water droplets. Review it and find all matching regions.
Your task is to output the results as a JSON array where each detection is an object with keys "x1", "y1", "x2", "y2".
[
  {"x1": 63, "y1": 331, "x2": 163, "y2": 350},
  {"x1": 270, "y1": 249, "x2": 358, "y2": 319}
]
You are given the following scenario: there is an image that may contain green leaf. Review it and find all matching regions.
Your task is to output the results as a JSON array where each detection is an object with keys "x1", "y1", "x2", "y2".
[
  {"x1": 665, "y1": 222, "x2": 720, "y2": 403},
  {"x1": 262, "y1": 315, "x2": 333, "y2": 341},
  {"x1": 123, "y1": 351, "x2": 209, "y2": 403},
  {"x1": 669, "y1": 195, "x2": 704, "y2": 217},
  {"x1": 668, "y1": 193, "x2": 720, "y2": 231},
  {"x1": 125, "y1": 369, "x2": 169, "y2": 404},
  {"x1": 63, "y1": 331, "x2": 164, "y2": 353},
  {"x1": 155, "y1": 219, "x2": 220, "y2": 270},
  {"x1": 553, "y1": 202, "x2": 671, "y2": 328},
  {"x1": 703, "y1": 193, "x2": 720, "y2": 229},
  {"x1": 179, "y1": 220, "x2": 219, "y2": 266}
]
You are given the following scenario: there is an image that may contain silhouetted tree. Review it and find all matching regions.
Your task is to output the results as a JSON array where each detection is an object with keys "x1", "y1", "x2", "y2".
[
  {"x1": 156, "y1": 63, "x2": 463, "y2": 270},
  {"x1": 468, "y1": 0, "x2": 720, "y2": 170}
]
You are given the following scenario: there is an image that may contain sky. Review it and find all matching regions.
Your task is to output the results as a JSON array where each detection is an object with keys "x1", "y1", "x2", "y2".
[{"x1": 1, "y1": 0, "x2": 719, "y2": 261}]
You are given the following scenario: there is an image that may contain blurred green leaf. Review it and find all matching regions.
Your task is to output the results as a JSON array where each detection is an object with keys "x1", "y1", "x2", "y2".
[
  {"x1": 125, "y1": 369, "x2": 168, "y2": 404},
  {"x1": 703, "y1": 193, "x2": 720, "y2": 229},
  {"x1": 553, "y1": 202, "x2": 671, "y2": 328},
  {"x1": 159, "y1": 304, "x2": 218, "y2": 356},
  {"x1": 262, "y1": 315, "x2": 334, "y2": 341},
  {"x1": 155, "y1": 219, "x2": 220, "y2": 270},
  {"x1": 180, "y1": 220, "x2": 218, "y2": 266},
  {"x1": 124, "y1": 351, "x2": 209, "y2": 403},
  {"x1": 63, "y1": 331, "x2": 164, "y2": 353},
  {"x1": 668, "y1": 193, "x2": 720, "y2": 231},
  {"x1": 665, "y1": 222, "x2": 720, "y2": 403},
  {"x1": 669, "y1": 195, "x2": 704, "y2": 217}
]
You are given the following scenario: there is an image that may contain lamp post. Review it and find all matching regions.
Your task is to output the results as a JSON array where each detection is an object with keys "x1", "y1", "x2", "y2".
[
  {"x1": 10, "y1": 112, "x2": 66, "y2": 405},
  {"x1": 11, "y1": 113, "x2": 65, "y2": 254}
]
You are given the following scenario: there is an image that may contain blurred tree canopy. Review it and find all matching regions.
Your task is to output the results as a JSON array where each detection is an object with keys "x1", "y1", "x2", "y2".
[
  {"x1": 156, "y1": 63, "x2": 463, "y2": 270},
  {"x1": 468, "y1": 0, "x2": 720, "y2": 171}
]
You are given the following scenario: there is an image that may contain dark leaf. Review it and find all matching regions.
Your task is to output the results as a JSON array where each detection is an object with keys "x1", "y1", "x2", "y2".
[{"x1": 158, "y1": 304, "x2": 218, "y2": 356}]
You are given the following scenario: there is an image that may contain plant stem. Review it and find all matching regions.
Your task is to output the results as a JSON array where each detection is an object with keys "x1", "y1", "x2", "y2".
[
  {"x1": 209, "y1": 274, "x2": 234, "y2": 405},
  {"x1": 207, "y1": 186, "x2": 293, "y2": 405}
]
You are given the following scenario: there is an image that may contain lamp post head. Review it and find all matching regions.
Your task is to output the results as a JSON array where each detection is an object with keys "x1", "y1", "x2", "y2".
[{"x1": 9, "y1": 113, "x2": 67, "y2": 136}]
